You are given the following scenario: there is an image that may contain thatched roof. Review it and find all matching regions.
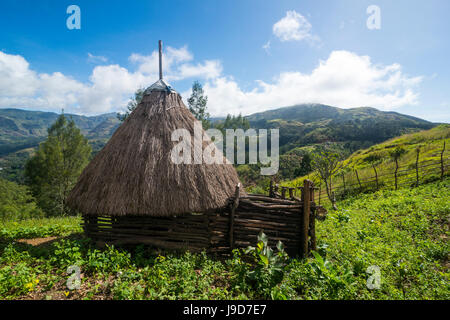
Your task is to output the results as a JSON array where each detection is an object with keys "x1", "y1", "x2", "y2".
[{"x1": 67, "y1": 86, "x2": 244, "y2": 217}]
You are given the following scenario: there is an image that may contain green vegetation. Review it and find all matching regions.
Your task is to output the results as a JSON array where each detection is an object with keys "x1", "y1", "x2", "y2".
[
  {"x1": 248, "y1": 104, "x2": 434, "y2": 155},
  {"x1": 24, "y1": 114, "x2": 92, "y2": 216},
  {"x1": 0, "y1": 104, "x2": 437, "y2": 183},
  {"x1": 285, "y1": 125, "x2": 450, "y2": 199},
  {"x1": 0, "y1": 177, "x2": 43, "y2": 221},
  {"x1": 0, "y1": 109, "x2": 119, "y2": 182},
  {"x1": 116, "y1": 88, "x2": 145, "y2": 122},
  {"x1": 1, "y1": 179, "x2": 447, "y2": 300},
  {"x1": 0, "y1": 216, "x2": 81, "y2": 240},
  {"x1": 188, "y1": 81, "x2": 210, "y2": 129}
]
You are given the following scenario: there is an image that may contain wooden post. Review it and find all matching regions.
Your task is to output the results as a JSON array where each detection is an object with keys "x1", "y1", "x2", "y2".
[
  {"x1": 394, "y1": 159, "x2": 399, "y2": 190},
  {"x1": 373, "y1": 165, "x2": 379, "y2": 190},
  {"x1": 342, "y1": 174, "x2": 346, "y2": 195},
  {"x1": 289, "y1": 188, "x2": 294, "y2": 200},
  {"x1": 300, "y1": 179, "x2": 311, "y2": 258},
  {"x1": 415, "y1": 147, "x2": 420, "y2": 187},
  {"x1": 355, "y1": 169, "x2": 362, "y2": 190},
  {"x1": 158, "y1": 40, "x2": 163, "y2": 80},
  {"x1": 441, "y1": 141, "x2": 446, "y2": 181},
  {"x1": 281, "y1": 187, "x2": 287, "y2": 199},
  {"x1": 318, "y1": 183, "x2": 321, "y2": 206},
  {"x1": 229, "y1": 183, "x2": 240, "y2": 251}
]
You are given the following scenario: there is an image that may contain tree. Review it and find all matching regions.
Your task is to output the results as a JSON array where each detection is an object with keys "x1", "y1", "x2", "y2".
[
  {"x1": 311, "y1": 146, "x2": 346, "y2": 209},
  {"x1": 117, "y1": 88, "x2": 145, "y2": 122},
  {"x1": 295, "y1": 153, "x2": 312, "y2": 177},
  {"x1": 364, "y1": 153, "x2": 383, "y2": 190},
  {"x1": 214, "y1": 114, "x2": 250, "y2": 133},
  {"x1": 25, "y1": 114, "x2": 92, "y2": 216},
  {"x1": 389, "y1": 146, "x2": 407, "y2": 190},
  {"x1": 0, "y1": 177, "x2": 43, "y2": 221},
  {"x1": 188, "y1": 81, "x2": 210, "y2": 129}
]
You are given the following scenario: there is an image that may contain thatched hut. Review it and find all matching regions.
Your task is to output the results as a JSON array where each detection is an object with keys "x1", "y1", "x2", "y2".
[
  {"x1": 67, "y1": 86, "x2": 242, "y2": 217},
  {"x1": 68, "y1": 41, "x2": 318, "y2": 256}
]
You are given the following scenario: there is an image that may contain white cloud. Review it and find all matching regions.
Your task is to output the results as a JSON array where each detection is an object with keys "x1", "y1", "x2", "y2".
[
  {"x1": 0, "y1": 52, "x2": 39, "y2": 96},
  {"x1": 0, "y1": 49, "x2": 422, "y2": 117},
  {"x1": 0, "y1": 47, "x2": 222, "y2": 115},
  {"x1": 198, "y1": 51, "x2": 422, "y2": 116},
  {"x1": 262, "y1": 40, "x2": 271, "y2": 54},
  {"x1": 273, "y1": 10, "x2": 319, "y2": 43},
  {"x1": 87, "y1": 53, "x2": 108, "y2": 64}
]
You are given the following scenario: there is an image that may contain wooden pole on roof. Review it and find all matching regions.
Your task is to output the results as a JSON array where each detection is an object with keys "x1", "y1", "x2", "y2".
[{"x1": 159, "y1": 40, "x2": 163, "y2": 80}]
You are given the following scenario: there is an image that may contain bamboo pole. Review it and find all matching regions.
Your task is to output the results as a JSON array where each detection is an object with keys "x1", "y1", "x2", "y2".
[
  {"x1": 158, "y1": 40, "x2": 163, "y2": 80},
  {"x1": 416, "y1": 147, "x2": 420, "y2": 187},
  {"x1": 441, "y1": 142, "x2": 446, "y2": 181},
  {"x1": 229, "y1": 183, "x2": 240, "y2": 251},
  {"x1": 300, "y1": 179, "x2": 311, "y2": 258}
]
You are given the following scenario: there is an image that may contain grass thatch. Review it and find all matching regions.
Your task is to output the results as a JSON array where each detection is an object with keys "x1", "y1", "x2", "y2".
[{"x1": 67, "y1": 90, "x2": 243, "y2": 216}]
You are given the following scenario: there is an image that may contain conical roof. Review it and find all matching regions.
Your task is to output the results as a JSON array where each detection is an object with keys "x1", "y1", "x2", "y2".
[{"x1": 67, "y1": 86, "x2": 244, "y2": 217}]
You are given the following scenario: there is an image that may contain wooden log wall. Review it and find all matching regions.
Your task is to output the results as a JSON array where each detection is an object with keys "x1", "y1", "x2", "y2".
[{"x1": 81, "y1": 180, "x2": 317, "y2": 257}]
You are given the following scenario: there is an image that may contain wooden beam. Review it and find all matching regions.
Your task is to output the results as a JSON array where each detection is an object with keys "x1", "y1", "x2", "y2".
[
  {"x1": 300, "y1": 179, "x2": 311, "y2": 258},
  {"x1": 229, "y1": 183, "x2": 240, "y2": 251}
]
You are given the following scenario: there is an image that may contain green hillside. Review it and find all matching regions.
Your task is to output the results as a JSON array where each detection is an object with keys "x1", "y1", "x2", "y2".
[
  {"x1": 248, "y1": 104, "x2": 436, "y2": 154},
  {"x1": 284, "y1": 124, "x2": 450, "y2": 198},
  {"x1": 0, "y1": 105, "x2": 440, "y2": 184},
  {"x1": 0, "y1": 109, "x2": 120, "y2": 182},
  {"x1": 0, "y1": 108, "x2": 120, "y2": 154},
  {"x1": 1, "y1": 178, "x2": 448, "y2": 299}
]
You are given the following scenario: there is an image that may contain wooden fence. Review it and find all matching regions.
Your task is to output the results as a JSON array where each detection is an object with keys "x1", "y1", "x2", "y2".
[
  {"x1": 311, "y1": 156, "x2": 449, "y2": 205},
  {"x1": 81, "y1": 180, "x2": 319, "y2": 258}
]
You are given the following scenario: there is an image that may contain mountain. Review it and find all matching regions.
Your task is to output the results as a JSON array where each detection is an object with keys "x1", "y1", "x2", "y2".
[
  {"x1": 247, "y1": 104, "x2": 436, "y2": 154},
  {"x1": 0, "y1": 105, "x2": 439, "y2": 183},
  {"x1": 0, "y1": 108, "x2": 120, "y2": 156}
]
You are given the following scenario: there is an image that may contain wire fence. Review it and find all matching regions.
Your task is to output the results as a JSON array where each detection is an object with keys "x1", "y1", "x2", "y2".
[{"x1": 312, "y1": 156, "x2": 449, "y2": 206}]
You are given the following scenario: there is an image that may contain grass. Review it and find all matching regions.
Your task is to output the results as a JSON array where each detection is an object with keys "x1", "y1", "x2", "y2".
[
  {"x1": 0, "y1": 216, "x2": 82, "y2": 240},
  {"x1": 284, "y1": 124, "x2": 450, "y2": 201},
  {"x1": 0, "y1": 179, "x2": 448, "y2": 300}
]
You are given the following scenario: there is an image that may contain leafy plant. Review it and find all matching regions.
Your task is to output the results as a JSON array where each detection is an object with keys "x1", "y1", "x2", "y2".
[{"x1": 243, "y1": 231, "x2": 289, "y2": 298}]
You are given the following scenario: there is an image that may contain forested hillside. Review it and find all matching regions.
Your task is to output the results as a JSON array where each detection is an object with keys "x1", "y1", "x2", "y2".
[
  {"x1": 248, "y1": 104, "x2": 435, "y2": 154},
  {"x1": 0, "y1": 105, "x2": 438, "y2": 183}
]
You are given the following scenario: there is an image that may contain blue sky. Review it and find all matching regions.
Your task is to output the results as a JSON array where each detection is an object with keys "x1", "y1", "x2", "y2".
[{"x1": 0, "y1": 0, "x2": 449, "y2": 122}]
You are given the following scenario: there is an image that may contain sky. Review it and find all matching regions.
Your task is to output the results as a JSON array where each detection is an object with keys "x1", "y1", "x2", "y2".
[{"x1": 0, "y1": 0, "x2": 449, "y2": 122}]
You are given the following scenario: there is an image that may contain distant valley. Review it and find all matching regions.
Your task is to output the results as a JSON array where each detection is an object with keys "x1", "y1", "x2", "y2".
[{"x1": 0, "y1": 104, "x2": 438, "y2": 182}]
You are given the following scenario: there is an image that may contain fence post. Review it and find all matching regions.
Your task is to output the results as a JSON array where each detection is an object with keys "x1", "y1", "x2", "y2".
[
  {"x1": 289, "y1": 188, "x2": 295, "y2": 200},
  {"x1": 441, "y1": 141, "x2": 446, "y2": 181},
  {"x1": 281, "y1": 187, "x2": 287, "y2": 199},
  {"x1": 416, "y1": 147, "x2": 420, "y2": 187},
  {"x1": 318, "y1": 183, "x2": 321, "y2": 205},
  {"x1": 373, "y1": 165, "x2": 379, "y2": 190},
  {"x1": 300, "y1": 179, "x2": 311, "y2": 258},
  {"x1": 394, "y1": 159, "x2": 399, "y2": 190},
  {"x1": 229, "y1": 183, "x2": 240, "y2": 251},
  {"x1": 355, "y1": 169, "x2": 362, "y2": 190},
  {"x1": 342, "y1": 174, "x2": 346, "y2": 195}
]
